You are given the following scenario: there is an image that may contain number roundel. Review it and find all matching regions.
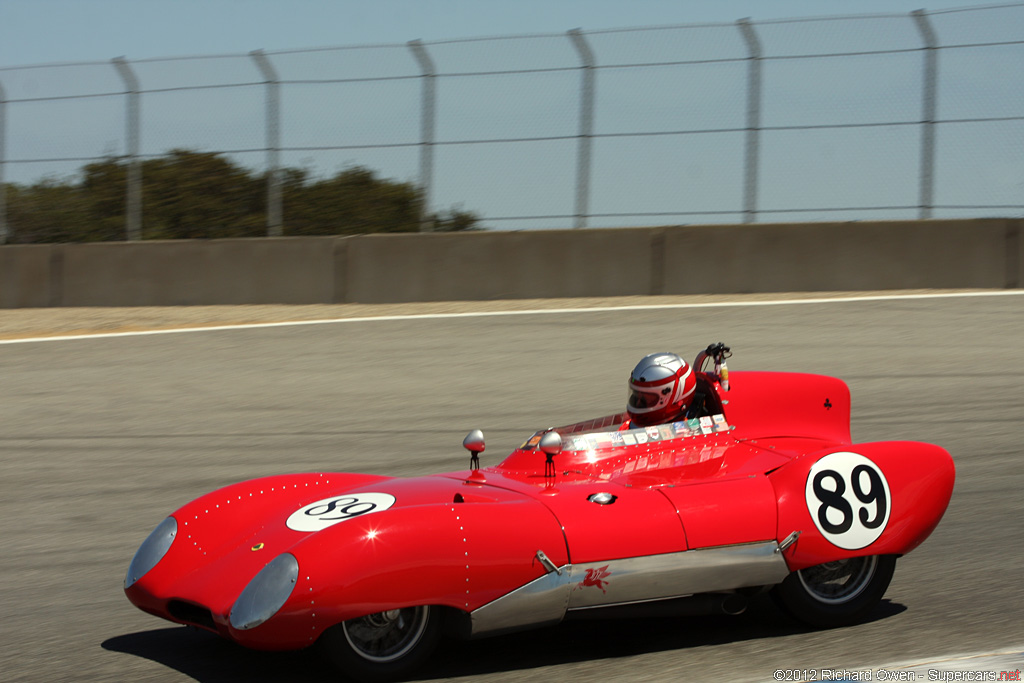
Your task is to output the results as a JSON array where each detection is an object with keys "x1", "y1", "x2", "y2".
[
  {"x1": 805, "y1": 452, "x2": 891, "y2": 550},
  {"x1": 286, "y1": 493, "x2": 396, "y2": 532}
]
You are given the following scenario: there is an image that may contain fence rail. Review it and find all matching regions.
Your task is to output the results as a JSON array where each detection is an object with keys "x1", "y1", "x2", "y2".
[{"x1": 1, "y1": 4, "x2": 1023, "y2": 243}]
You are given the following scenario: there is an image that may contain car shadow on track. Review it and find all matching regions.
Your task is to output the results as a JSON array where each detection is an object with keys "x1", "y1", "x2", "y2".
[
  {"x1": 101, "y1": 598, "x2": 907, "y2": 682},
  {"x1": 102, "y1": 627, "x2": 338, "y2": 682}
]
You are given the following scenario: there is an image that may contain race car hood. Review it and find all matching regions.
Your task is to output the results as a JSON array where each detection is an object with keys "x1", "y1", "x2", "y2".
[
  {"x1": 126, "y1": 470, "x2": 570, "y2": 647},
  {"x1": 130, "y1": 472, "x2": 392, "y2": 613}
]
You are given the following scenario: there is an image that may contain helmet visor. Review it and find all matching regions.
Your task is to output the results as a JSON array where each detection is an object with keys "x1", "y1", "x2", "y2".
[{"x1": 627, "y1": 387, "x2": 667, "y2": 411}]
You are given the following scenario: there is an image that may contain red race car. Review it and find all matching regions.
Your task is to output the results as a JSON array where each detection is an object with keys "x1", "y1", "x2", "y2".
[{"x1": 125, "y1": 344, "x2": 954, "y2": 682}]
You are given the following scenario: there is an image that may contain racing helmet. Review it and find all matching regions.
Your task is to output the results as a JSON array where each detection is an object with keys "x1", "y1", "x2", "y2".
[{"x1": 626, "y1": 352, "x2": 696, "y2": 427}]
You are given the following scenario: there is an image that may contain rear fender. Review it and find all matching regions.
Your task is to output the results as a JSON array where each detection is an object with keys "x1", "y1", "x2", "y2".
[{"x1": 769, "y1": 441, "x2": 954, "y2": 571}]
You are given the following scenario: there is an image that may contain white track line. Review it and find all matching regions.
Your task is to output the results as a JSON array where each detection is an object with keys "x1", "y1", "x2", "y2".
[{"x1": 2, "y1": 290, "x2": 1022, "y2": 345}]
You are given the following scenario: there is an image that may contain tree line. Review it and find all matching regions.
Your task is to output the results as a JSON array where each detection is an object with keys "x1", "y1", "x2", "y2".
[{"x1": 4, "y1": 150, "x2": 479, "y2": 243}]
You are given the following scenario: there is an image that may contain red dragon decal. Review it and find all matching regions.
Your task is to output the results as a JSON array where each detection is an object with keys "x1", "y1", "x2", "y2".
[{"x1": 576, "y1": 565, "x2": 611, "y2": 593}]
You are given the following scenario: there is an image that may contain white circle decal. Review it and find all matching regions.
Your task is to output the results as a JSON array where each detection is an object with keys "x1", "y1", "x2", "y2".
[
  {"x1": 286, "y1": 493, "x2": 396, "y2": 532},
  {"x1": 805, "y1": 452, "x2": 891, "y2": 550}
]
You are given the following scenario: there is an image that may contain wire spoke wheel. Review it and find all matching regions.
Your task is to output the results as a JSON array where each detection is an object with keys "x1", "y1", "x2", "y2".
[
  {"x1": 322, "y1": 604, "x2": 441, "y2": 681},
  {"x1": 339, "y1": 606, "x2": 432, "y2": 664},
  {"x1": 796, "y1": 555, "x2": 878, "y2": 605},
  {"x1": 773, "y1": 554, "x2": 896, "y2": 628}
]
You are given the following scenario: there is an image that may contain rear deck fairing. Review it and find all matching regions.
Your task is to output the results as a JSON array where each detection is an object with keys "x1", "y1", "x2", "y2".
[{"x1": 721, "y1": 371, "x2": 853, "y2": 443}]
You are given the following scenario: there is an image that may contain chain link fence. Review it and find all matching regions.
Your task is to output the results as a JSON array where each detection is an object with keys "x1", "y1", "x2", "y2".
[{"x1": 1, "y1": 4, "x2": 1022, "y2": 243}]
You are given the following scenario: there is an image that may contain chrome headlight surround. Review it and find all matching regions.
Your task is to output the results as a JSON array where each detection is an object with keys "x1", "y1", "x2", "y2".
[
  {"x1": 230, "y1": 553, "x2": 299, "y2": 630},
  {"x1": 125, "y1": 516, "x2": 177, "y2": 589}
]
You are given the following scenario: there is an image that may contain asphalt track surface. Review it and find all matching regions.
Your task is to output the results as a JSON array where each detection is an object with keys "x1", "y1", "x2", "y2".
[{"x1": 2, "y1": 292, "x2": 1022, "y2": 682}]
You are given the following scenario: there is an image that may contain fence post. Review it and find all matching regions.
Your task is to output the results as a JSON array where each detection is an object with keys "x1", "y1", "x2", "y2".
[
  {"x1": 250, "y1": 50, "x2": 283, "y2": 237},
  {"x1": 568, "y1": 29, "x2": 595, "y2": 229},
  {"x1": 112, "y1": 57, "x2": 142, "y2": 241},
  {"x1": 912, "y1": 10, "x2": 938, "y2": 220},
  {"x1": 0, "y1": 79, "x2": 6, "y2": 244},
  {"x1": 408, "y1": 40, "x2": 436, "y2": 232},
  {"x1": 737, "y1": 18, "x2": 762, "y2": 224}
]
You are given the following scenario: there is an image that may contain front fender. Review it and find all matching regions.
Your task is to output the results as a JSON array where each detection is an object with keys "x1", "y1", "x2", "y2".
[
  {"x1": 125, "y1": 471, "x2": 392, "y2": 622},
  {"x1": 232, "y1": 480, "x2": 569, "y2": 649},
  {"x1": 769, "y1": 441, "x2": 954, "y2": 571}
]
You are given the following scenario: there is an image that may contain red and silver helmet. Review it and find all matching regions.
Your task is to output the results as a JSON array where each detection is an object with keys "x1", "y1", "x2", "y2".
[{"x1": 626, "y1": 352, "x2": 696, "y2": 427}]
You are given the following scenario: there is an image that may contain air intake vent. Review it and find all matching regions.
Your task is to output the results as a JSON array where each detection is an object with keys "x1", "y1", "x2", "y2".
[{"x1": 167, "y1": 600, "x2": 217, "y2": 632}]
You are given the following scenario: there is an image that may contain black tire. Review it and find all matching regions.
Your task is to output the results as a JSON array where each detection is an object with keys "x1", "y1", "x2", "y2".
[
  {"x1": 319, "y1": 605, "x2": 441, "y2": 682},
  {"x1": 772, "y1": 555, "x2": 896, "y2": 628}
]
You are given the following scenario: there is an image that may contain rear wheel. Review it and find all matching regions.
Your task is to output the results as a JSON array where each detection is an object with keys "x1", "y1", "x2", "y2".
[
  {"x1": 320, "y1": 605, "x2": 441, "y2": 682},
  {"x1": 773, "y1": 555, "x2": 896, "y2": 628}
]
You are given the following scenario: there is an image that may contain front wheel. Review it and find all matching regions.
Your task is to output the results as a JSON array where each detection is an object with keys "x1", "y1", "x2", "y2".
[
  {"x1": 320, "y1": 605, "x2": 441, "y2": 682},
  {"x1": 772, "y1": 555, "x2": 896, "y2": 628}
]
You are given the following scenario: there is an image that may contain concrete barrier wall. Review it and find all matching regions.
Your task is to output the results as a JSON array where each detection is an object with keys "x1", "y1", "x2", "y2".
[
  {"x1": 0, "y1": 219, "x2": 1020, "y2": 307},
  {"x1": 661, "y1": 219, "x2": 1018, "y2": 294},
  {"x1": 59, "y1": 238, "x2": 339, "y2": 306},
  {"x1": 0, "y1": 245, "x2": 57, "y2": 308},
  {"x1": 343, "y1": 228, "x2": 658, "y2": 303}
]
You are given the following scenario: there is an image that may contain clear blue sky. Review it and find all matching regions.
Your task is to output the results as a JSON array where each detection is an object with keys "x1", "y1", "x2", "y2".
[{"x1": 0, "y1": 0, "x2": 1007, "y2": 66}]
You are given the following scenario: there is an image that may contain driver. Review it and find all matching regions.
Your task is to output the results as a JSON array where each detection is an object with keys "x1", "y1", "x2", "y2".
[{"x1": 624, "y1": 352, "x2": 698, "y2": 428}]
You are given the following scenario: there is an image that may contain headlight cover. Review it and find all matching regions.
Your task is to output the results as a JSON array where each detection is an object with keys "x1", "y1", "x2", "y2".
[
  {"x1": 230, "y1": 553, "x2": 299, "y2": 630},
  {"x1": 125, "y1": 517, "x2": 177, "y2": 589}
]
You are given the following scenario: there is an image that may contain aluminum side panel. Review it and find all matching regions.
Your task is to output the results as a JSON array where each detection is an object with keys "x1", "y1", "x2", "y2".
[
  {"x1": 469, "y1": 569, "x2": 572, "y2": 638},
  {"x1": 566, "y1": 541, "x2": 790, "y2": 609},
  {"x1": 470, "y1": 541, "x2": 790, "y2": 636}
]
